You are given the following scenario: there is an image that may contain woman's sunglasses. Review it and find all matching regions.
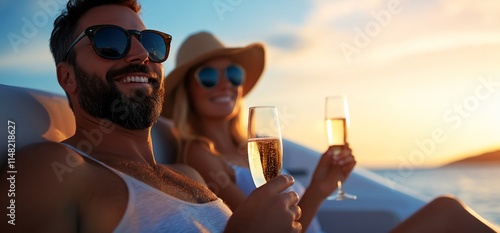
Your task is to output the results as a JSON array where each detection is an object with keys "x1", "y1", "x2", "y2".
[
  {"x1": 195, "y1": 64, "x2": 245, "y2": 89},
  {"x1": 64, "y1": 24, "x2": 172, "y2": 63}
]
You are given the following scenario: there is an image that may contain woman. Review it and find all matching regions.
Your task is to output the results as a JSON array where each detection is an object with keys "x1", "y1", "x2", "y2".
[
  {"x1": 161, "y1": 31, "x2": 498, "y2": 233},
  {"x1": 162, "y1": 31, "x2": 352, "y2": 232}
]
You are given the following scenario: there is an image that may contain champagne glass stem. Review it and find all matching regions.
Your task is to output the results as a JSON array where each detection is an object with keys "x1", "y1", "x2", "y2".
[
  {"x1": 337, "y1": 181, "x2": 344, "y2": 195},
  {"x1": 327, "y1": 174, "x2": 357, "y2": 200}
]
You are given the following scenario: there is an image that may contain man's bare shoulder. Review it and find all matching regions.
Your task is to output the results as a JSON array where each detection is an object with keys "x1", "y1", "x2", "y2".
[
  {"x1": 15, "y1": 141, "x2": 87, "y2": 175},
  {"x1": 5, "y1": 141, "x2": 92, "y2": 195},
  {"x1": 0, "y1": 141, "x2": 87, "y2": 232}
]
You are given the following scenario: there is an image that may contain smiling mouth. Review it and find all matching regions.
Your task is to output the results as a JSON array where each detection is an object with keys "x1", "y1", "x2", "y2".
[
  {"x1": 118, "y1": 76, "x2": 150, "y2": 83},
  {"x1": 213, "y1": 96, "x2": 234, "y2": 103}
]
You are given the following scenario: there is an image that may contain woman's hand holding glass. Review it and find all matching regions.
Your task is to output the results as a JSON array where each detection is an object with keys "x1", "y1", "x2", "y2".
[
  {"x1": 324, "y1": 95, "x2": 357, "y2": 200},
  {"x1": 309, "y1": 144, "x2": 356, "y2": 200}
]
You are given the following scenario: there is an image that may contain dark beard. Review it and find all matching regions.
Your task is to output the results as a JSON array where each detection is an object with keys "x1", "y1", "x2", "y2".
[{"x1": 73, "y1": 62, "x2": 164, "y2": 129}]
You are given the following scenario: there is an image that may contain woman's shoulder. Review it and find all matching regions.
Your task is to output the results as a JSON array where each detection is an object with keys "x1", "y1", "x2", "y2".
[{"x1": 181, "y1": 138, "x2": 223, "y2": 166}]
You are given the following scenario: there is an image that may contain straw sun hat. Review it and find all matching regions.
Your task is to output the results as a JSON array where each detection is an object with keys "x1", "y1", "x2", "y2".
[{"x1": 161, "y1": 31, "x2": 265, "y2": 118}]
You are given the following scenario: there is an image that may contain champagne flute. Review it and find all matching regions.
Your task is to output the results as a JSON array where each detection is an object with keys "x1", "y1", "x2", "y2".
[
  {"x1": 247, "y1": 106, "x2": 283, "y2": 188},
  {"x1": 325, "y1": 95, "x2": 357, "y2": 200}
]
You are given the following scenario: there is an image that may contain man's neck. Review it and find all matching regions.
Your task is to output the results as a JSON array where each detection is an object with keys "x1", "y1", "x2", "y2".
[{"x1": 67, "y1": 115, "x2": 156, "y2": 165}]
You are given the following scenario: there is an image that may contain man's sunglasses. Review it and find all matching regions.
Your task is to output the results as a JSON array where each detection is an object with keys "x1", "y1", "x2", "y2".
[
  {"x1": 195, "y1": 64, "x2": 245, "y2": 89},
  {"x1": 64, "y1": 24, "x2": 172, "y2": 63}
]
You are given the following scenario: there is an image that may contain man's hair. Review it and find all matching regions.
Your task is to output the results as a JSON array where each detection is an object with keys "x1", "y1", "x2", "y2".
[{"x1": 49, "y1": 0, "x2": 141, "y2": 65}]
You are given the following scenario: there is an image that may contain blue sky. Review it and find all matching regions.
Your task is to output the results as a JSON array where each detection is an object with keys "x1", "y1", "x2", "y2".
[{"x1": 2, "y1": 0, "x2": 500, "y2": 168}]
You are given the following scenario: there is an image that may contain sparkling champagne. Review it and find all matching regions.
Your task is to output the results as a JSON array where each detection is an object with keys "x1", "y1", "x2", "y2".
[
  {"x1": 247, "y1": 137, "x2": 283, "y2": 188},
  {"x1": 325, "y1": 117, "x2": 347, "y2": 146}
]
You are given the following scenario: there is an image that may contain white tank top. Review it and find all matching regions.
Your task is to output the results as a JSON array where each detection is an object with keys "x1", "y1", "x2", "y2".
[{"x1": 63, "y1": 143, "x2": 232, "y2": 233}]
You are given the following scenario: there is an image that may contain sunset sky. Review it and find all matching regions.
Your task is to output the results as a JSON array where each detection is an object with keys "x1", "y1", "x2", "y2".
[{"x1": 1, "y1": 0, "x2": 500, "y2": 168}]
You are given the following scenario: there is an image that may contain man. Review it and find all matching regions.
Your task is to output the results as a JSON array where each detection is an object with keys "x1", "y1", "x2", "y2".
[{"x1": 0, "y1": 0, "x2": 301, "y2": 232}]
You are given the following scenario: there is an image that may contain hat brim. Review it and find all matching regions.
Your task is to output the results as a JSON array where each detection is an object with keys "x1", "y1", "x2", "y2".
[{"x1": 161, "y1": 43, "x2": 265, "y2": 118}]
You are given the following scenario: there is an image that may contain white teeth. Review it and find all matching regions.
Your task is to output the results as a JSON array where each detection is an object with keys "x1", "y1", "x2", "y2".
[
  {"x1": 213, "y1": 96, "x2": 232, "y2": 103},
  {"x1": 119, "y1": 76, "x2": 149, "y2": 83}
]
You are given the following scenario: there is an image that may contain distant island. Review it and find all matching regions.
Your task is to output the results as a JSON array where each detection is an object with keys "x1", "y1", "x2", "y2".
[{"x1": 443, "y1": 149, "x2": 500, "y2": 167}]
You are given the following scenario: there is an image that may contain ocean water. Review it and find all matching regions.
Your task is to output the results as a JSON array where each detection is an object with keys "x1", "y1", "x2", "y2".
[{"x1": 370, "y1": 165, "x2": 500, "y2": 226}]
